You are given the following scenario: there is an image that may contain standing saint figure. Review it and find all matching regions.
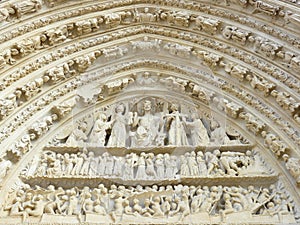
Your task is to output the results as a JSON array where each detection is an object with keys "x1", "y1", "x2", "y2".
[
  {"x1": 165, "y1": 103, "x2": 188, "y2": 146},
  {"x1": 107, "y1": 104, "x2": 129, "y2": 147}
]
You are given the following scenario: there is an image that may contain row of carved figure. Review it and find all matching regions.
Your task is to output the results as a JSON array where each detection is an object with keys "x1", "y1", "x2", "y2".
[
  {"x1": 0, "y1": 26, "x2": 298, "y2": 124},
  {"x1": 3, "y1": 183, "x2": 295, "y2": 222},
  {"x1": 1, "y1": 4, "x2": 300, "y2": 72},
  {"x1": 63, "y1": 101, "x2": 241, "y2": 148},
  {"x1": 0, "y1": 0, "x2": 293, "y2": 25},
  {"x1": 23, "y1": 149, "x2": 268, "y2": 180}
]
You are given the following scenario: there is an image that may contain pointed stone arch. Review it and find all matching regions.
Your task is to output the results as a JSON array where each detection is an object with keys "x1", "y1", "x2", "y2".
[{"x1": 0, "y1": 0, "x2": 299, "y2": 224}]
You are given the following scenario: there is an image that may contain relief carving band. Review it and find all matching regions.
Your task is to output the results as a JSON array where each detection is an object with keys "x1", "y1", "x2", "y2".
[
  {"x1": 54, "y1": 98, "x2": 243, "y2": 148},
  {"x1": 2, "y1": 183, "x2": 296, "y2": 224},
  {"x1": 0, "y1": 0, "x2": 300, "y2": 224},
  {"x1": 22, "y1": 149, "x2": 272, "y2": 181}
]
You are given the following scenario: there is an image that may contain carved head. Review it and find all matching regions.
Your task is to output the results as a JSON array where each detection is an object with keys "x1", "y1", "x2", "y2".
[
  {"x1": 115, "y1": 104, "x2": 125, "y2": 114},
  {"x1": 282, "y1": 154, "x2": 289, "y2": 162},
  {"x1": 143, "y1": 100, "x2": 152, "y2": 111},
  {"x1": 170, "y1": 103, "x2": 179, "y2": 112}
]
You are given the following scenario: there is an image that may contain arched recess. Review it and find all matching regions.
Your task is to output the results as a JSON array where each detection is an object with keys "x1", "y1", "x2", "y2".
[{"x1": 0, "y1": 0, "x2": 299, "y2": 224}]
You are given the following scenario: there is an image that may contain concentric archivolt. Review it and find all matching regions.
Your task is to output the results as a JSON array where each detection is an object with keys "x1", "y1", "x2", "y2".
[{"x1": 0, "y1": 0, "x2": 299, "y2": 224}]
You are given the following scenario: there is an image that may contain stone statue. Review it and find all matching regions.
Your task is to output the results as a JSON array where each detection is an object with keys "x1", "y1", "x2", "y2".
[
  {"x1": 183, "y1": 113, "x2": 209, "y2": 146},
  {"x1": 0, "y1": 158, "x2": 12, "y2": 183},
  {"x1": 145, "y1": 153, "x2": 156, "y2": 179},
  {"x1": 66, "y1": 122, "x2": 88, "y2": 146},
  {"x1": 13, "y1": 0, "x2": 42, "y2": 18},
  {"x1": 89, "y1": 113, "x2": 112, "y2": 146},
  {"x1": 165, "y1": 104, "x2": 188, "y2": 146},
  {"x1": 155, "y1": 154, "x2": 165, "y2": 179},
  {"x1": 135, "y1": 152, "x2": 147, "y2": 180},
  {"x1": 107, "y1": 104, "x2": 129, "y2": 147},
  {"x1": 131, "y1": 100, "x2": 162, "y2": 147},
  {"x1": 283, "y1": 154, "x2": 300, "y2": 185},
  {"x1": 196, "y1": 151, "x2": 207, "y2": 176},
  {"x1": 210, "y1": 121, "x2": 231, "y2": 145}
]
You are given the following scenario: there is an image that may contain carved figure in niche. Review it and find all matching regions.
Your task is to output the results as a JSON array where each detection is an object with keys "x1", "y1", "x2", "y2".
[
  {"x1": 136, "y1": 72, "x2": 157, "y2": 86},
  {"x1": 192, "y1": 50, "x2": 222, "y2": 69},
  {"x1": 107, "y1": 103, "x2": 129, "y2": 147},
  {"x1": 13, "y1": 0, "x2": 42, "y2": 18},
  {"x1": 163, "y1": 43, "x2": 192, "y2": 58},
  {"x1": 187, "y1": 151, "x2": 200, "y2": 176},
  {"x1": 165, "y1": 103, "x2": 188, "y2": 146},
  {"x1": 180, "y1": 155, "x2": 190, "y2": 176},
  {"x1": 251, "y1": 0, "x2": 283, "y2": 17},
  {"x1": 89, "y1": 113, "x2": 112, "y2": 146},
  {"x1": 0, "y1": 94, "x2": 19, "y2": 120},
  {"x1": 104, "y1": 11, "x2": 131, "y2": 28},
  {"x1": 66, "y1": 122, "x2": 88, "y2": 146},
  {"x1": 75, "y1": 18, "x2": 99, "y2": 36},
  {"x1": 0, "y1": 158, "x2": 12, "y2": 183},
  {"x1": 45, "y1": 25, "x2": 68, "y2": 45},
  {"x1": 220, "y1": 61, "x2": 249, "y2": 82},
  {"x1": 131, "y1": 100, "x2": 162, "y2": 147},
  {"x1": 160, "y1": 10, "x2": 190, "y2": 27},
  {"x1": 123, "y1": 153, "x2": 137, "y2": 180},
  {"x1": 290, "y1": 55, "x2": 300, "y2": 71},
  {"x1": 250, "y1": 37, "x2": 282, "y2": 59},
  {"x1": 110, "y1": 191, "x2": 126, "y2": 222},
  {"x1": 206, "y1": 150, "x2": 224, "y2": 176},
  {"x1": 63, "y1": 153, "x2": 73, "y2": 176},
  {"x1": 45, "y1": 60, "x2": 76, "y2": 84},
  {"x1": 192, "y1": 15, "x2": 220, "y2": 34},
  {"x1": 170, "y1": 194, "x2": 190, "y2": 221},
  {"x1": 271, "y1": 90, "x2": 300, "y2": 113},
  {"x1": 222, "y1": 26, "x2": 250, "y2": 45},
  {"x1": 183, "y1": 113, "x2": 209, "y2": 146},
  {"x1": 135, "y1": 152, "x2": 147, "y2": 179},
  {"x1": 160, "y1": 76, "x2": 188, "y2": 92},
  {"x1": 146, "y1": 153, "x2": 156, "y2": 179},
  {"x1": 196, "y1": 151, "x2": 208, "y2": 176},
  {"x1": 220, "y1": 152, "x2": 243, "y2": 175},
  {"x1": 25, "y1": 155, "x2": 39, "y2": 177},
  {"x1": 70, "y1": 151, "x2": 85, "y2": 176},
  {"x1": 155, "y1": 154, "x2": 165, "y2": 179},
  {"x1": 134, "y1": 7, "x2": 157, "y2": 22},
  {"x1": 113, "y1": 156, "x2": 124, "y2": 177},
  {"x1": 210, "y1": 121, "x2": 238, "y2": 145},
  {"x1": 80, "y1": 150, "x2": 93, "y2": 175},
  {"x1": 0, "y1": 7, "x2": 14, "y2": 23},
  {"x1": 239, "y1": 112, "x2": 265, "y2": 135},
  {"x1": 52, "y1": 96, "x2": 79, "y2": 118},
  {"x1": 283, "y1": 154, "x2": 300, "y2": 185},
  {"x1": 131, "y1": 36, "x2": 162, "y2": 52},
  {"x1": 104, "y1": 152, "x2": 114, "y2": 176}
]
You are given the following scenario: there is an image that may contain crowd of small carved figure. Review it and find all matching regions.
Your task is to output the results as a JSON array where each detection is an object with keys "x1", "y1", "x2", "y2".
[
  {"x1": 23, "y1": 149, "x2": 268, "y2": 179},
  {"x1": 3, "y1": 183, "x2": 294, "y2": 222},
  {"x1": 61, "y1": 101, "x2": 241, "y2": 148}
]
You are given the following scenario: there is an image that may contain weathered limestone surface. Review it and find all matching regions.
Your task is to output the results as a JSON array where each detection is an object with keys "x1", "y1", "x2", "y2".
[{"x1": 0, "y1": 0, "x2": 299, "y2": 224}]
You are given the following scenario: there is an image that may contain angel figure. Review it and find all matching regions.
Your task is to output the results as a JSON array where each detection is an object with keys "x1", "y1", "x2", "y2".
[
  {"x1": 65, "y1": 122, "x2": 88, "y2": 146},
  {"x1": 107, "y1": 103, "x2": 129, "y2": 147},
  {"x1": 89, "y1": 113, "x2": 113, "y2": 146}
]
